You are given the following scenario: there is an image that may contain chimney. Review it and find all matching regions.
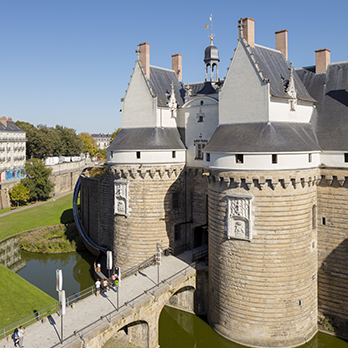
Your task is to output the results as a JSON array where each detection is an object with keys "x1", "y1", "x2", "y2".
[
  {"x1": 315, "y1": 49, "x2": 331, "y2": 73},
  {"x1": 275, "y1": 30, "x2": 288, "y2": 60},
  {"x1": 172, "y1": 54, "x2": 182, "y2": 81},
  {"x1": 139, "y1": 42, "x2": 150, "y2": 79},
  {"x1": 238, "y1": 17, "x2": 255, "y2": 46},
  {"x1": 7, "y1": 117, "x2": 12, "y2": 122},
  {"x1": 0, "y1": 116, "x2": 7, "y2": 127}
]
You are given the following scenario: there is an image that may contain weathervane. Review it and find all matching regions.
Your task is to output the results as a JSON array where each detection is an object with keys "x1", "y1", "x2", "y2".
[{"x1": 205, "y1": 14, "x2": 215, "y2": 44}]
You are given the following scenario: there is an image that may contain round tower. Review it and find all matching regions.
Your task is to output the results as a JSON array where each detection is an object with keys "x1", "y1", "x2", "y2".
[{"x1": 207, "y1": 169, "x2": 318, "y2": 347}]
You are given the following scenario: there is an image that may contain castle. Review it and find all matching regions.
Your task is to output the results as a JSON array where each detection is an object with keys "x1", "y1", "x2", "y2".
[{"x1": 80, "y1": 17, "x2": 348, "y2": 347}]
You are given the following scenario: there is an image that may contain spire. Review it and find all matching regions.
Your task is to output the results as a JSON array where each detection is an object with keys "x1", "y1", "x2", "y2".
[{"x1": 204, "y1": 14, "x2": 219, "y2": 82}]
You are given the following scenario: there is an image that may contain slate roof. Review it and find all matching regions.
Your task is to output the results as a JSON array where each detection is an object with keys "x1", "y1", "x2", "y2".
[
  {"x1": 149, "y1": 66, "x2": 185, "y2": 107},
  {"x1": 249, "y1": 44, "x2": 316, "y2": 103},
  {"x1": 0, "y1": 120, "x2": 25, "y2": 132},
  {"x1": 184, "y1": 81, "x2": 222, "y2": 97},
  {"x1": 297, "y1": 62, "x2": 348, "y2": 151},
  {"x1": 108, "y1": 127, "x2": 186, "y2": 151},
  {"x1": 204, "y1": 122, "x2": 320, "y2": 153}
]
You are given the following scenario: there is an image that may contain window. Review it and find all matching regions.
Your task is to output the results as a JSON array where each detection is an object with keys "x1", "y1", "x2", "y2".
[
  {"x1": 309, "y1": 153, "x2": 312, "y2": 163},
  {"x1": 196, "y1": 142, "x2": 206, "y2": 160},
  {"x1": 345, "y1": 153, "x2": 348, "y2": 163},
  {"x1": 322, "y1": 217, "x2": 326, "y2": 225},
  {"x1": 235, "y1": 154, "x2": 244, "y2": 164},
  {"x1": 136, "y1": 151, "x2": 141, "y2": 159},
  {"x1": 206, "y1": 153, "x2": 210, "y2": 162},
  {"x1": 312, "y1": 205, "x2": 316, "y2": 229},
  {"x1": 172, "y1": 192, "x2": 179, "y2": 209},
  {"x1": 172, "y1": 151, "x2": 176, "y2": 159},
  {"x1": 111, "y1": 151, "x2": 113, "y2": 158},
  {"x1": 272, "y1": 154, "x2": 278, "y2": 164},
  {"x1": 200, "y1": 100, "x2": 204, "y2": 105},
  {"x1": 174, "y1": 224, "x2": 181, "y2": 241},
  {"x1": 198, "y1": 115, "x2": 204, "y2": 123}
]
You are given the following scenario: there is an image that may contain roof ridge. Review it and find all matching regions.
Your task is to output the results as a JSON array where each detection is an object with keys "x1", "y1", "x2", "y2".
[{"x1": 150, "y1": 65, "x2": 175, "y2": 72}]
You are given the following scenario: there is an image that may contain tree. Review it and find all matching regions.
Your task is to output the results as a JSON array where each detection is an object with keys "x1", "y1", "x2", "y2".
[
  {"x1": 110, "y1": 128, "x2": 121, "y2": 144},
  {"x1": 55, "y1": 125, "x2": 84, "y2": 155},
  {"x1": 97, "y1": 148, "x2": 107, "y2": 163},
  {"x1": 9, "y1": 183, "x2": 30, "y2": 206},
  {"x1": 22, "y1": 158, "x2": 55, "y2": 201},
  {"x1": 79, "y1": 133, "x2": 98, "y2": 157}
]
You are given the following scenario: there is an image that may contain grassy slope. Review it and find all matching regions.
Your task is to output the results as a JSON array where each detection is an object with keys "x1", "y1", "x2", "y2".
[
  {"x1": 0, "y1": 193, "x2": 73, "y2": 241},
  {"x1": 0, "y1": 263, "x2": 56, "y2": 328}
]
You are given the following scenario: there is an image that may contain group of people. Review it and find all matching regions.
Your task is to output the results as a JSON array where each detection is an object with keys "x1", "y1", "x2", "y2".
[
  {"x1": 13, "y1": 326, "x2": 25, "y2": 347},
  {"x1": 95, "y1": 274, "x2": 117, "y2": 296}
]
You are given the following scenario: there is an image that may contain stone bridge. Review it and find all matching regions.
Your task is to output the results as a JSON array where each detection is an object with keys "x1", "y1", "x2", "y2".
[
  {"x1": 73, "y1": 266, "x2": 196, "y2": 348},
  {"x1": 0, "y1": 255, "x2": 198, "y2": 348}
]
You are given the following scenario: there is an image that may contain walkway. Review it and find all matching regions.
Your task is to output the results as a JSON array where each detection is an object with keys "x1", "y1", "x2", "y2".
[
  {"x1": 0, "y1": 190, "x2": 73, "y2": 218},
  {"x1": 0, "y1": 251, "x2": 195, "y2": 348}
]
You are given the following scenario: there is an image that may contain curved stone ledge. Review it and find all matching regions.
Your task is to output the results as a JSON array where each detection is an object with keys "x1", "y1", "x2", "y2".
[
  {"x1": 108, "y1": 164, "x2": 185, "y2": 180},
  {"x1": 201, "y1": 170, "x2": 321, "y2": 190}
]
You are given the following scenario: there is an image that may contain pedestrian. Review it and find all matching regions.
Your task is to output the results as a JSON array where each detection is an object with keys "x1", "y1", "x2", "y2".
[
  {"x1": 111, "y1": 274, "x2": 116, "y2": 291},
  {"x1": 13, "y1": 328, "x2": 19, "y2": 347},
  {"x1": 95, "y1": 278, "x2": 101, "y2": 296},
  {"x1": 102, "y1": 279, "x2": 108, "y2": 293},
  {"x1": 18, "y1": 326, "x2": 25, "y2": 348}
]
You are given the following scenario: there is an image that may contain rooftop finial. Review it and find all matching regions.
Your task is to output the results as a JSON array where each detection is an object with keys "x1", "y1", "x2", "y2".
[
  {"x1": 238, "y1": 17, "x2": 245, "y2": 39},
  {"x1": 135, "y1": 45, "x2": 140, "y2": 60},
  {"x1": 205, "y1": 14, "x2": 215, "y2": 44}
]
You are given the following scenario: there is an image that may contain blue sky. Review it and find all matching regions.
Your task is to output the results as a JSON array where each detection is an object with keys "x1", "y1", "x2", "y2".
[{"x1": 1, "y1": 0, "x2": 348, "y2": 134}]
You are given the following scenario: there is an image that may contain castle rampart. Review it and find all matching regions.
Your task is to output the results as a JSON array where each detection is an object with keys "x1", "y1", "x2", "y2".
[{"x1": 207, "y1": 169, "x2": 318, "y2": 347}]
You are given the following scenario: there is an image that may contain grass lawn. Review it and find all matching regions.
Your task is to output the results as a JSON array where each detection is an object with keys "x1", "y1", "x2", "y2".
[
  {"x1": 0, "y1": 263, "x2": 56, "y2": 329},
  {"x1": 0, "y1": 193, "x2": 74, "y2": 241}
]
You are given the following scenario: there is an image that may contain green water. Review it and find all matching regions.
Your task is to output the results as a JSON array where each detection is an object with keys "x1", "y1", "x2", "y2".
[
  {"x1": 159, "y1": 306, "x2": 348, "y2": 348},
  {"x1": 17, "y1": 249, "x2": 95, "y2": 299}
]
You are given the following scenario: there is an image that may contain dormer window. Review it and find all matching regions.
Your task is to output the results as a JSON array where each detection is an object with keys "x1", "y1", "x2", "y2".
[
  {"x1": 196, "y1": 109, "x2": 205, "y2": 123},
  {"x1": 194, "y1": 134, "x2": 208, "y2": 160}
]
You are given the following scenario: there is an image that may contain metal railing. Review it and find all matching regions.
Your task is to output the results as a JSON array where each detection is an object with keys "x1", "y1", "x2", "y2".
[
  {"x1": 52, "y1": 262, "x2": 196, "y2": 348},
  {"x1": 1, "y1": 285, "x2": 97, "y2": 340}
]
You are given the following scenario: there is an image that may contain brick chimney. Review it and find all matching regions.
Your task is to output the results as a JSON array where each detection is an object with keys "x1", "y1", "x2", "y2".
[
  {"x1": 315, "y1": 48, "x2": 330, "y2": 73},
  {"x1": 139, "y1": 42, "x2": 150, "y2": 79},
  {"x1": 0, "y1": 116, "x2": 7, "y2": 127},
  {"x1": 171, "y1": 54, "x2": 182, "y2": 81},
  {"x1": 238, "y1": 17, "x2": 255, "y2": 46},
  {"x1": 275, "y1": 30, "x2": 288, "y2": 60}
]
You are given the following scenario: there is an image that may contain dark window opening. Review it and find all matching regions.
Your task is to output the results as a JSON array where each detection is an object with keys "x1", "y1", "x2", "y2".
[
  {"x1": 172, "y1": 192, "x2": 179, "y2": 210},
  {"x1": 322, "y1": 217, "x2": 326, "y2": 225},
  {"x1": 309, "y1": 153, "x2": 312, "y2": 163},
  {"x1": 198, "y1": 115, "x2": 204, "y2": 123},
  {"x1": 206, "y1": 153, "x2": 210, "y2": 162},
  {"x1": 136, "y1": 151, "x2": 141, "y2": 159},
  {"x1": 272, "y1": 154, "x2": 278, "y2": 164},
  {"x1": 312, "y1": 205, "x2": 316, "y2": 229},
  {"x1": 196, "y1": 143, "x2": 206, "y2": 160},
  {"x1": 345, "y1": 153, "x2": 348, "y2": 163},
  {"x1": 236, "y1": 154, "x2": 244, "y2": 164},
  {"x1": 174, "y1": 224, "x2": 181, "y2": 241},
  {"x1": 200, "y1": 100, "x2": 204, "y2": 105},
  {"x1": 172, "y1": 151, "x2": 176, "y2": 158}
]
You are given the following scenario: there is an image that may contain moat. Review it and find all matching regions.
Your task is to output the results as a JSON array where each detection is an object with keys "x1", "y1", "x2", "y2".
[{"x1": 1, "y1": 236, "x2": 347, "y2": 348}]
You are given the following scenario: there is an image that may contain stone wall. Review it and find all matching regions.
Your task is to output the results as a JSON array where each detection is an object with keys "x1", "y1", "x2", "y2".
[
  {"x1": 317, "y1": 168, "x2": 348, "y2": 338},
  {"x1": 107, "y1": 164, "x2": 186, "y2": 269},
  {"x1": 207, "y1": 169, "x2": 319, "y2": 347},
  {"x1": 186, "y1": 167, "x2": 209, "y2": 250}
]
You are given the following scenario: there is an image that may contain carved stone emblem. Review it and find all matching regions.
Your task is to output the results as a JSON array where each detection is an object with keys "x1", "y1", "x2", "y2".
[
  {"x1": 226, "y1": 194, "x2": 252, "y2": 240},
  {"x1": 114, "y1": 180, "x2": 128, "y2": 216}
]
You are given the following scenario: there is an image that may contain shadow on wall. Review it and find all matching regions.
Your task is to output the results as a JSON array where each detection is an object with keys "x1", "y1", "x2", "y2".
[
  {"x1": 318, "y1": 237, "x2": 348, "y2": 339},
  {"x1": 164, "y1": 171, "x2": 187, "y2": 256}
]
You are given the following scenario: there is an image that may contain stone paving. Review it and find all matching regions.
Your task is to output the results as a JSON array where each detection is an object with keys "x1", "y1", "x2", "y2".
[{"x1": 0, "y1": 251, "x2": 195, "y2": 348}]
